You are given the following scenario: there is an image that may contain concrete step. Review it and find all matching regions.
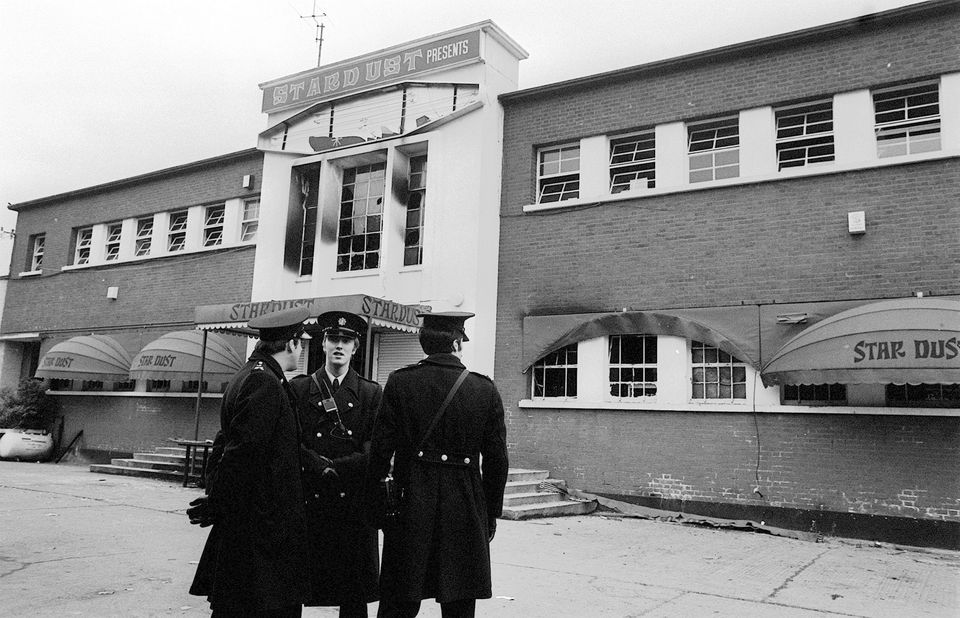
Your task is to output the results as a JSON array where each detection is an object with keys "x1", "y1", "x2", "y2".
[
  {"x1": 505, "y1": 478, "x2": 567, "y2": 494},
  {"x1": 133, "y1": 452, "x2": 186, "y2": 464},
  {"x1": 506, "y1": 468, "x2": 549, "y2": 483},
  {"x1": 155, "y1": 446, "x2": 188, "y2": 456},
  {"x1": 501, "y1": 499, "x2": 597, "y2": 520},
  {"x1": 89, "y1": 464, "x2": 183, "y2": 482},
  {"x1": 110, "y1": 458, "x2": 183, "y2": 472},
  {"x1": 503, "y1": 491, "x2": 566, "y2": 507}
]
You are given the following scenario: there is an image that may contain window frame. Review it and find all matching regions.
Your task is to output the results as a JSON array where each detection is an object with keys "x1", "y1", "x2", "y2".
[
  {"x1": 202, "y1": 204, "x2": 225, "y2": 247},
  {"x1": 403, "y1": 154, "x2": 427, "y2": 266},
  {"x1": 687, "y1": 117, "x2": 740, "y2": 183},
  {"x1": 241, "y1": 198, "x2": 260, "y2": 242},
  {"x1": 608, "y1": 334, "x2": 658, "y2": 399},
  {"x1": 28, "y1": 233, "x2": 45, "y2": 271},
  {"x1": 74, "y1": 227, "x2": 93, "y2": 265},
  {"x1": 609, "y1": 131, "x2": 656, "y2": 193},
  {"x1": 135, "y1": 217, "x2": 153, "y2": 257},
  {"x1": 690, "y1": 341, "x2": 747, "y2": 401},
  {"x1": 775, "y1": 100, "x2": 835, "y2": 171},
  {"x1": 537, "y1": 144, "x2": 580, "y2": 203},
  {"x1": 782, "y1": 383, "x2": 847, "y2": 406},
  {"x1": 167, "y1": 210, "x2": 188, "y2": 252},
  {"x1": 531, "y1": 344, "x2": 578, "y2": 399},
  {"x1": 336, "y1": 162, "x2": 386, "y2": 273},
  {"x1": 873, "y1": 80, "x2": 941, "y2": 158},
  {"x1": 104, "y1": 222, "x2": 122, "y2": 261}
]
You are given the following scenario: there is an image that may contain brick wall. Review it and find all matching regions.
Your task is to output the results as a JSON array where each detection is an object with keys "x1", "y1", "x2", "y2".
[{"x1": 495, "y1": 4, "x2": 960, "y2": 528}]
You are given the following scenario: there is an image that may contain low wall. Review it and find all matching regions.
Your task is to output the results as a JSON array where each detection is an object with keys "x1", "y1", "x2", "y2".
[{"x1": 507, "y1": 407, "x2": 960, "y2": 548}]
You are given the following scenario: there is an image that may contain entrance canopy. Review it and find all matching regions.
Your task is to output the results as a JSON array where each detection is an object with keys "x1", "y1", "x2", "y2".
[
  {"x1": 195, "y1": 294, "x2": 430, "y2": 335},
  {"x1": 35, "y1": 334, "x2": 132, "y2": 381},
  {"x1": 522, "y1": 306, "x2": 760, "y2": 371},
  {"x1": 761, "y1": 297, "x2": 960, "y2": 386},
  {"x1": 130, "y1": 331, "x2": 244, "y2": 381}
]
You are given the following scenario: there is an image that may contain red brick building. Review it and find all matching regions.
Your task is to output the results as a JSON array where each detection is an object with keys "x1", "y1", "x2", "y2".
[
  {"x1": 496, "y1": 1, "x2": 960, "y2": 548},
  {"x1": 1, "y1": 150, "x2": 263, "y2": 459}
]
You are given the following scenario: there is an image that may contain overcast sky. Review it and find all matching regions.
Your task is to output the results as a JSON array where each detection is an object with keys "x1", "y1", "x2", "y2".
[{"x1": 0, "y1": 0, "x2": 929, "y2": 236}]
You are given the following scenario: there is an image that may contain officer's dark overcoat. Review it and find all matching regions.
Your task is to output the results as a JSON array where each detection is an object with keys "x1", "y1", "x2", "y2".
[
  {"x1": 369, "y1": 352, "x2": 509, "y2": 603},
  {"x1": 189, "y1": 351, "x2": 307, "y2": 612},
  {"x1": 290, "y1": 367, "x2": 382, "y2": 606}
]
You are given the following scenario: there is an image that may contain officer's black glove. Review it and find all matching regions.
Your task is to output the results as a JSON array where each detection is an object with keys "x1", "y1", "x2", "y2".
[
  {"x1": 488, "y1": 518, "x2": 497, "y2": 542},
  {"x1": 300, "y1": 445, "x2": 339, "y2": 483},
  {"x1": 187, "y1": 496, "x2": 217, "y2": 527}
]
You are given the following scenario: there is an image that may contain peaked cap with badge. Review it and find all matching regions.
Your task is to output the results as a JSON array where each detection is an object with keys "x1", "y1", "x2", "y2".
[
  {"x1": 247, "y1": 306, "x2": 311, "y2": 342},
  {"x1": 317, "y1": 311, "x2": 367, "y2": 340},
  {"x1": 417, "y1": 311, "x2": 474, "y2": 341}
]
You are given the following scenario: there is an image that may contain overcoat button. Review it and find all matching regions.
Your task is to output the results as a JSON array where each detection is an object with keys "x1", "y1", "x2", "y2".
[
  {"x1": 441, "y1": 454, "x2": 448, "y2": 461},
  {"x1": 348, "y1": 403, "x2": 353, "y2": 408},
  {"x1": 464, "y1": 457, "x2": 470, "y2": 464},
  {"x1": 347, "y1": 429, "x2": 353, "y2": 436},
  {"x1": 316, "y1": 432, "x2": 322, "y2": 438},
  {"x1": 315, "y1": 493, "x2": 320, "y2": 499},
  {"x1": 418, "y1": 451, "x2": 424, "y2": 457}
]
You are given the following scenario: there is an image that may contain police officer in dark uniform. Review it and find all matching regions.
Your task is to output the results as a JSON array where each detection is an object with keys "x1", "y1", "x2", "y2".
[
  {"x1": 369, "y1": 311, "x2": 509, "y2": 618},
  {"x1": 291, "y1": 311, "x2": 383, "y2": 618},
  {"x1": 188, "y1": 307, "x2": 310, "y2": 617}
]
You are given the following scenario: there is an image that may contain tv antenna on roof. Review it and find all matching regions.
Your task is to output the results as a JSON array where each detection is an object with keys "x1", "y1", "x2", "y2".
[{"x1": 300, "y1": 1, "x2": 326, "y2": 67}]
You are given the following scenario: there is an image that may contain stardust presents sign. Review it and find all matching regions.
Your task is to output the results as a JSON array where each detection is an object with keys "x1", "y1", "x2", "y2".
[{"x1": 261, "y1": 29, "x2": 481, "y2": 114}]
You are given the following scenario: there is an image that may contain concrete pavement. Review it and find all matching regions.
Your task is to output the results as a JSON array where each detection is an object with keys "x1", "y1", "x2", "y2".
[{"x1": 0, "y1": 461, "x2": 957, "y2": 617}]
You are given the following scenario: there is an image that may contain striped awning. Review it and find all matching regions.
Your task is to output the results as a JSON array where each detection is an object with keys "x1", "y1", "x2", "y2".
[{"x1": 35, "y1": 335, "x2": 132, "y2": 381}]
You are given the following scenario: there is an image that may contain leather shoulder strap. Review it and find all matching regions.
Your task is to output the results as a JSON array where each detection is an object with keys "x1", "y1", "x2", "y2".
[{"x1": 416, "y1": 368, "x2": 470, "y2": 452}]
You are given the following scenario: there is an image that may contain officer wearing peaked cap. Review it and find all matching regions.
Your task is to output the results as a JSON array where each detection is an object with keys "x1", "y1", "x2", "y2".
[
  {"x1": 369, "y1": 310, "x2": 508, "y2": 618},
  {"x1": 190, "y1": 306, "x2": 310, "y2": 616},
  {"x1": 290, "y1": 310, "x2": 383, "y2": 617}
]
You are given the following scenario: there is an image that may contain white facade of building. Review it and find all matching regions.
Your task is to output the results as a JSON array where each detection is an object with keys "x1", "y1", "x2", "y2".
[{"x1": 251, "y1": 22, "x2": 526, "y2": 377}]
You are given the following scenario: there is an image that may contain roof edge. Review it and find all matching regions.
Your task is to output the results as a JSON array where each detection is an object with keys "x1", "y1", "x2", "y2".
[
  {"x1": 501, "y1": 0, "x2": 953, "y2": 103},
  {"x1": 10, "y1": 148, "x2": 262, "y2": 211}
]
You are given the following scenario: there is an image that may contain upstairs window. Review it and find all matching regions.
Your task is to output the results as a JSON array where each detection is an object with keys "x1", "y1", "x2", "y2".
[
  {"x1": 167, "y1": 210, "x2": 188, "y2": 252},
  {"x1": 74, "y1": 227, "x2": 93, "y2": 265},
  {"x1": 873, "y1": 81, "x2": 940, "y2": 158},
  {"x1": 28, "y1": 234, "x2": 44, "y2": 271},
  {"x1": 298, "y1": 169, "x2": 319, "y2": 276},
  {"x1": 691, "y1": 341, "x2": 746, "y2": 400},
  {"x1": 135, "y1": 217, "x2": 153, "y2": 257},
  {"x1": 610, "y1": 131, "x2": 655, "y2": 193},
  {"x1": 337, "y1": 163, "x2": 385, "y2": 272},
  {"x1": 688, "y1": 118, "x2": 739, "y2": 183},
  {"x1": 241, "y1": 199, "x2": 259, "y2": 242},
  {"x1": 203, "y1": 204, "x2": 225, "y2": 247},
  {"x1": 404, "y1": 155, "x2": 427, "y2": 266},
  {"x1": 104, "y1": 223, "x2": 122, "y2": 261},
  {"x1": 609, "y1": 334, "x2": 657, "y2": 398},
  {"x1": 531, "y1": 344, "x2": 578, "y2": 399},
  {"x1": 537, "y1": 144, "x2": 580, "y2": 203},
  {"x1": 775, "y1": 101, "x2": 835, "y2": 170}
]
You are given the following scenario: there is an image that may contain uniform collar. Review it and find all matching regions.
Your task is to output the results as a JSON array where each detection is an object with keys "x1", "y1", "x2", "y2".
[
  {"x1": 313, "y1": 367, "x2": 358, "y2": 396},
  {"x1": 421, "y1": 353, "x2": 466, "y2": 370},
  {"x1": 248, "y1": 350, "x2": 286, "y2": 381}
]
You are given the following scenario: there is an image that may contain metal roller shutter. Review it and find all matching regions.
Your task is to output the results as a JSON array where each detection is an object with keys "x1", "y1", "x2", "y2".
[{"x1": 375, "y1": 332, "x2": 424, "y2": 385}]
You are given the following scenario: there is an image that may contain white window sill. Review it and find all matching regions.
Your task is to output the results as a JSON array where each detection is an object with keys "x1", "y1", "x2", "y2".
[
  {"x1": 331, "y1": 269, "x2": 379, "y2": 280},
  {"x1": 522, "y1": 149, "x2": 960, "y2": 213},
  {"x1": 518, "y1": 398, "x2": 960, "y2": 417},
  {"x1": 18, "y1": 270, "x2": 42, "y2": 277}
]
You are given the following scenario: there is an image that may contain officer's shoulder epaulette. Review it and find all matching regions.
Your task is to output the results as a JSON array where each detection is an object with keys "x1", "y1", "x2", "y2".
[
  {"x1": 393, "y1": 362, "x2": 421, "y2": 373},
  {"x1": 357, "y1": 374, "x2": 379, "y2": 385},
  {"x1": 469, "y1": 370, "x2": 494, "y2": 383}
]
